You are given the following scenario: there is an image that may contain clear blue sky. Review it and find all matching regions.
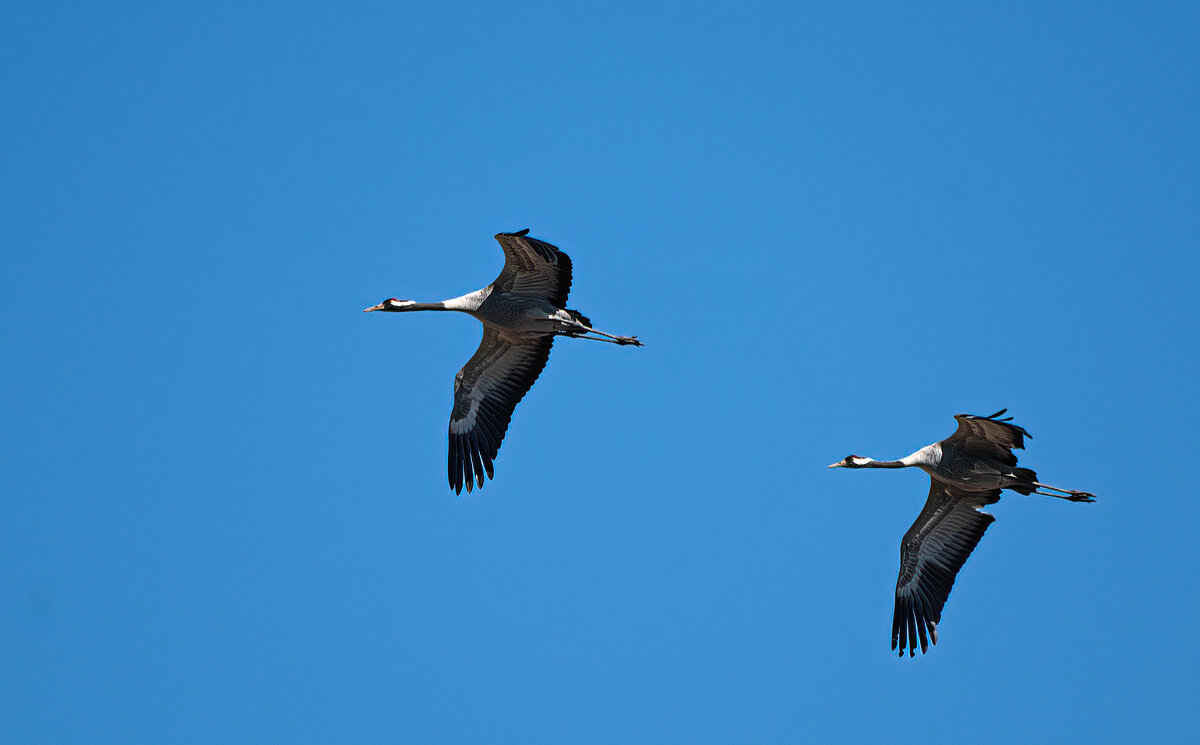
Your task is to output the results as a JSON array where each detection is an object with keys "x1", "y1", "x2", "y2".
[{"x1": 3, "y1": 2, "x2": 1198, "y2": 743}]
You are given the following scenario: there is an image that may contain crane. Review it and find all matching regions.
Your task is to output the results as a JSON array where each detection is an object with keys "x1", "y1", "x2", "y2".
[
  {"x1": 829, "y1": 410, "x2": 1095, "y2": 656},
  {"x1": 364, "y1": 229, "x2": 642, "y2": 494}
]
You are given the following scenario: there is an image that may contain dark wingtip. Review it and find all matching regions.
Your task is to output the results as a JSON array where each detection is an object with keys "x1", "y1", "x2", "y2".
[{"x1": 494, "y1": 228, "x2": 531, "y2": 240}]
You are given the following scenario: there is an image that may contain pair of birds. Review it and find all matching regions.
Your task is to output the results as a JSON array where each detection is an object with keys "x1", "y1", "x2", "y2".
[{"x1": 364, "y1": 229, "x2": 1096, "y2": 657}]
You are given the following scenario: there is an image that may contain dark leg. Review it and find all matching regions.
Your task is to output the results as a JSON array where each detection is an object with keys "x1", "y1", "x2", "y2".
[
  {"x1": 564, "y1": 323, "x2": 643, "y2": 346},
  {"x1": 1031, "y1": 484, "x2": 1096, "y2": 502}
]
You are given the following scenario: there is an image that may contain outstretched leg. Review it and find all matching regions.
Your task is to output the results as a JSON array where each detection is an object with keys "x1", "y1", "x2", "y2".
[
  {"x1": 565, "y1": 321, "x2": 643, "y2": 346},
  {"x1": 556, "y1": 331, "x2": 639, "y2": 346},
  {"x1": 1032, "y1": 482, "x2": 1096, "y2": 502}
]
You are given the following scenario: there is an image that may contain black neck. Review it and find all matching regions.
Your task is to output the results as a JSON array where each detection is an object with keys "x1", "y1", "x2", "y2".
[
  {"x1": 862, "y1": 460, "x2": 906, "y2": 469},
  {"x1": 386, "y1": 302, "x2": 448, "y2": 312}
]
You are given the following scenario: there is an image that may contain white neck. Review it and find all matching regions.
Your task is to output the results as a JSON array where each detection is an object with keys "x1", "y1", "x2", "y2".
[
  {"x1": 441, "y1": 287, "x2": 491, "y2": 311},
  {"x1": 899, "y1": 442, "x2": 942, "y2": 469}
]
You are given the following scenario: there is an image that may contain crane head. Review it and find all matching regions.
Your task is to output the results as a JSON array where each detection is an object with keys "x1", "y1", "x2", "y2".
[
  {"x1": 363, "y1": 298, "x2": 415, "y2": 312},
  {"x1": 828, "y1": 455, "x2": 873, "y2": 468}
]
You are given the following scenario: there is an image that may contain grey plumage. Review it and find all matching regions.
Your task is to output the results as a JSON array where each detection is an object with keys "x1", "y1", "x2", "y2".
[
  {"x1": 365, "y1": 229, "x2": 641, "y2": 494},
  {"x1": 830, "y1": 409, "x2": 1096, "y2": 657}
]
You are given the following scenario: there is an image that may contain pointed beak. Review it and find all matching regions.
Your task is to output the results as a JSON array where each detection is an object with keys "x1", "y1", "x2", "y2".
[
  {"x1": 363, "y1": 303, "x2": 385, "y2": 313},
  {"x1": 827, "y1": 460, "x2": 845, "y2": 468}
]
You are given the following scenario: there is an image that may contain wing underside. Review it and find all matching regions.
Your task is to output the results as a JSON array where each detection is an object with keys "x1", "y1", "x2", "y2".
[
  {"x1": 447, "y1": 324, "x2": 554, "y2": 494},
  {"x1": 893, "y1": 482, "x2": 1001, "y2": 656}
]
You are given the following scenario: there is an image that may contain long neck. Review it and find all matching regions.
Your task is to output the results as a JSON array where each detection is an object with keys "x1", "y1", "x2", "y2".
[
  {"x1": 858, "y1": 458, "x2": 907, "y2": 469},
  {"x1": 857, "y1": 443, "x2": 941, "y2": 470},
  {"x1": 440, "y1": 287, "x2": 491, "y2": 312},
  {"x1": 405, "y1": 302, "x2": 451, "y2": 311},
  {"x1": 899, "y1": 443, "x2": 942, "y2": 469},
  {"x1": 394, "y1": 289, "x2": 489, "y2": 312}
]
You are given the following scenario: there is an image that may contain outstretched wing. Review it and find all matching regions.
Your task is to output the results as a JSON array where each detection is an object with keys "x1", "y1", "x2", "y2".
[
  {"x1": 492, "y1": 229, "x2": 574, "y2": 308},
  {"x1": 448, "y1": 324, "x2": 554, "y2": 494},
  {"x1": 893, "y1": 483, "x2": 1002, "y2": 656},
  {"x1": 946, "y1": 409, "x2": 1031, "y2": 466}
]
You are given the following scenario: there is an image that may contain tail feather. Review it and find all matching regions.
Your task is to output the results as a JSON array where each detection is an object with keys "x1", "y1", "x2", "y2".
[
  {"x1": 1007, "y1": 467, "x2": 1038, "y2": 495},
  {"x1": 563, "y1": 309, "x2": 592, "y2": 333}
]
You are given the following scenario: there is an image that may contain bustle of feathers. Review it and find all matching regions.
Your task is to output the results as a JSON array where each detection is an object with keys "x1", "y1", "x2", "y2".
[{"x1": 562, "y1": 309, "x2": 593, "y2": 332}]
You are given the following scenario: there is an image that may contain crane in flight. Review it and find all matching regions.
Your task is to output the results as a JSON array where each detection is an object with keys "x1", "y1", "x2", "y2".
[
  {"x1": 365, "y1": 229, "x2": 642, "y2": 494},
  {"x1": 829, "y1": 410, "x2": 1095, "y2": 656}
]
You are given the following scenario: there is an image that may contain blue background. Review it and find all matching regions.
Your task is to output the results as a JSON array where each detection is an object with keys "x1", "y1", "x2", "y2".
[{"x1": 4, "y1": 2, "x2": 1198, "y2": 742}]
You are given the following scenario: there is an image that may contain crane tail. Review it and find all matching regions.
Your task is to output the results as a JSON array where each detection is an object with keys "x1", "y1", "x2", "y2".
[
  {"x1": 1005, "y1": 467, "x2": 1039, "y2": 495},
  {"x1": 561, "y1": 309, "x2": 593, "y2": 335}
]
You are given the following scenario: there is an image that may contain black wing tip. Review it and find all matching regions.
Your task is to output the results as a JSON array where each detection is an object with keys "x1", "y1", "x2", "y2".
[
  {"x1": 496, "y1": 228, "x2": 531, "y2": 238},
  {"x1": 447, "y1": 431, "x2": 498, "y2": 496},
  {"x1": 959, "y1": 408, "x2": 1010, "y2": 422},
  {"x1": 892, "y1": 612, "x2": 934, "y2": 657}
]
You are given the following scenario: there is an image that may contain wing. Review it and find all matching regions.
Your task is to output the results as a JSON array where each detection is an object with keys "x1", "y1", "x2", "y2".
[
  {"x1": 492, "y1": 229, "x2": 574, "y2": 307},
  {"x1": 945, "y1": 409, "x2": 1031, "y2": 466},
  {"x1": 447, "y1": 323, "x2": 555, "y2": 494},
  {"x1": 893, "y1": 482, "x2": 1002, "y2": 656}
]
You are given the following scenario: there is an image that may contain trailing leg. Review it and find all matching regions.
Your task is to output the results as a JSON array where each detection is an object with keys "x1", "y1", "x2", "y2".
[
  {"x1": 555, "y1": 330, "x2": 639, "y2": 346},
  {"x1": 1032, "y1": 482, "x2": 1096, "y2": 502},
  {"x1": 565, "y1": 321, "x2": 643, "y2": 346}
]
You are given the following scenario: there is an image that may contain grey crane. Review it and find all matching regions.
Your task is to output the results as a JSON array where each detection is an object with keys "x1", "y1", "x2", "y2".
[
  {"x1": 828, "y1": 410, "x2": 1095, "y2": 657},
  {"x1": 364, "y1": 229, "x2": 642, "y2": 494}
]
